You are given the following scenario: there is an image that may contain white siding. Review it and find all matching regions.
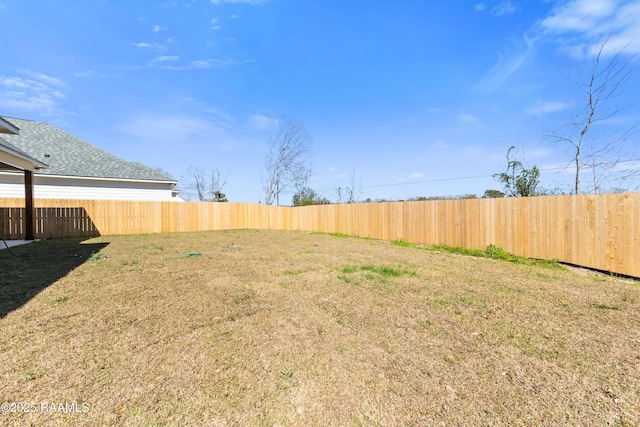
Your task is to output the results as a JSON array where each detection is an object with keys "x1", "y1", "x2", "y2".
[
  {"x1": 0, "y1": 172, "x2": 183, "y2": 201},
  {"x1": 0, "y1": 172, "x2": 24, "y2": 197}
]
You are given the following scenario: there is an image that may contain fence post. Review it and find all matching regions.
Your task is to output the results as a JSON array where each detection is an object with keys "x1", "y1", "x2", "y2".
[{"x1": 24, "y1": 170, "x2": 35, "y2": 240}]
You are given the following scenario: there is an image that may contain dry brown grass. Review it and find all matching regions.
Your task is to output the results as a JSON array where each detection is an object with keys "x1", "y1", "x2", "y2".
[{"x1": 1, "y1": 230, "x2": 639, "y2": 426}]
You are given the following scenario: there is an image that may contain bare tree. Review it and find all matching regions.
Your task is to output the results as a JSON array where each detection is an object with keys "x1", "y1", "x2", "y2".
[
  {"x1": 548, "y1": 34, "x2": 638, "y2": 194},
  {"x1": 263, "y1": 117, "x2": 312, "y2": 205},
  {"x1": 183, "y1": 166, "x2": 228, "y2": 202},
  {"x1": 334, "y1": 168, "x2": 362, "y2": 204}
]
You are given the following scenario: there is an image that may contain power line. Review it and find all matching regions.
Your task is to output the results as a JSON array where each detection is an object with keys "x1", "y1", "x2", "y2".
[
  {"x1": 359, "y1": 158, "x2": 640, "y2": 190},
  {"x1": 361, "y1": 173, "x2": 494, "y2": 189}
]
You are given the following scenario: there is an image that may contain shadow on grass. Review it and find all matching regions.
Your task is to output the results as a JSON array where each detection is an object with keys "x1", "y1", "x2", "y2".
[{"x1": 0, "y1": 237, "x2": 108, "y2": 319}]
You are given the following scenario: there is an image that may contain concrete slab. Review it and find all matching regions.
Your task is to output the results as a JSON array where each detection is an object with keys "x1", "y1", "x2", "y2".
[{"x1": 0, "y1": 240, "x2": 35, "y2": 250}]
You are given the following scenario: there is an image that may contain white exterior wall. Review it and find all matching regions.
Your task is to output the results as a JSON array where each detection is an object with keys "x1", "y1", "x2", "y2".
[{"x1": 0, "y1": 172, "x2": 183, "y2": 201}]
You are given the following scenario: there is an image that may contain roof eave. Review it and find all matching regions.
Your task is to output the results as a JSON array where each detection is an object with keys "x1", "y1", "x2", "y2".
[
  {"x1": 0, "y1": 150, "x2": 49, "y2": 171},
  {"x1": 0, "y1": 117, "x2": 20, "y2": 135},
  {"x1": 16, "y1": 171, "x2": 176, "y2": 184},
  {"x1": 0, "y1": 136, "x2": 49, "y2": 171}
]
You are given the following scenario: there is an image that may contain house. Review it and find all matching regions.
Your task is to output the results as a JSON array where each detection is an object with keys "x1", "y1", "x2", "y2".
[{"x1": 0, "y1": 116, "x2": 182, "y2": 201}]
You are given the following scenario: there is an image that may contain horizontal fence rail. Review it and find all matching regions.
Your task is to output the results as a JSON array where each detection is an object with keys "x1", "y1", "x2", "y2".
[{"x1": 1, "y1": 194, "x2": 638, "y2": 278}]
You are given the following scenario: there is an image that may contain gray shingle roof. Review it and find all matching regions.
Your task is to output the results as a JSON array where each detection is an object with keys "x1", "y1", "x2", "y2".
[
  {"x1": 0, "y1": 136, "x2": 29, "y2": 158},
  {"x1": 0, "y1": 117, "x2": 174, "y2": 182},
  {"x1": 0, "y1": 136, "x2": 48, "y2": 169}
]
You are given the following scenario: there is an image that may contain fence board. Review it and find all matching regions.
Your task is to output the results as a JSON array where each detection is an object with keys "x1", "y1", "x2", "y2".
[{"x1": 2, "y1": 194, "x2": 639, "y2": 278}]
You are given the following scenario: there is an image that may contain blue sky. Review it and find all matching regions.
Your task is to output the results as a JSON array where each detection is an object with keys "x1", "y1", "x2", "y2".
[{"x1": 1, "y1": 0, "x2": 639, "y2": 203}]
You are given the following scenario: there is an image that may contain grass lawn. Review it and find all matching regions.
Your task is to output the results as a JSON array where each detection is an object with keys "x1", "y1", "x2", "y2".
[{"x1": 1, "y1": 230, "x2": 639, "y2": 426}]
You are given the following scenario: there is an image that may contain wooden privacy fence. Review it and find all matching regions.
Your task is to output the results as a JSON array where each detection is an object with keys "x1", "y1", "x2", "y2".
[
  {"x1": 1, "y1": 194, "x2": 638, "y2": 278},
  {"x1": 0, "y1": 199, "x2": 292, "y2": 238},
  {"x1": 1, "y1": 206, "x2": 99, "y2": 239}
]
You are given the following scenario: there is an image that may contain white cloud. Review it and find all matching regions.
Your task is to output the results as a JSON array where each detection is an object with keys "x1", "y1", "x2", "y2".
[
  {"x1": 190, "y1": 60, "x2": 211, "y2": 68},
  {"x1": 0, "y1": 73, "x2": 68, "y2": 114},
  {"x1": 155, "y1": 55, "x2": 179, "y2": 62},
  {"x1": 129, "y1": 41, "x2": 167, "y2": 52},
  {"x1": 74, "y1": 70, "x2": 113, "y2": 78},
  {"x1": 475, "y1": 34, "x2": 535, "y2": 92},
  {"x1": 432, "y1": 140, "x2": 450, "y2": 149},
  {"x1": 162, "y1": 61, "x2": 210, "y2": 70},
  {"x1": 181, "y1": 97, "x2": 236, "y2": 125},
  {"x1": 160, "y1": 58, "x2": 241, "y2": 70},
  {"x1": 525, "y1": 100, "x2": 569, "y2": 115},
  {"x1": 474, "y1": 1, "x2": 517, "y2": 16},
  {"x1": 0, "y1": 91, "x2": 57, "y2": 111},
  {"x1": 541, "y1": 0, "x2": 640, "y2": 55},
  {"x1": 542, "y1": 0, "x2": 617, "y2": 33},
  {"x1": 611, "y1": 159, "x2": 640, "y2": 172},
  {"x1": 153, "y1": 25, "x2": 166, "y2": 32},
  {"x1": 130, "y1": 42, "x2": 152, "y2": 48},
  {"x1": 211, "y1": 18, "x2": 221, "y2": 30},
  {"x1": 162, "y1": 0, "x2": 197, "y2": 7},
  {"x1": 393, "y1": 172, "x2": 426, "y2": 182},
  {"x1": 248, "y1": 114, "x2": 278, "y2": 131},
  {"x1": 1, "y1": 77, "x2": 36, "y2": 89},
  {"x1": 459, "y1": 113, "x2": 480, "y2": 123},
  {"x1": 492, "y1": 0, "x2": 517, "y2": 16},
  {"x1": 120, "y1": 112, "x2": 240, "y2": 153},
  {"x1": 0, "y1": 77, "x2": 64, "y2": 93},
  {"x1": 602, "y1": 1, "x2": 640, "y2": 54},
  {"x1": 23, "y1": 71, "x2": 66, "y2": 87},
  {"x1": 523, "y1": 146, "x2": 557, "y2": 162},
  {"x1": 121, "y1": 114, "x2": 221, "y2": 142}
]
